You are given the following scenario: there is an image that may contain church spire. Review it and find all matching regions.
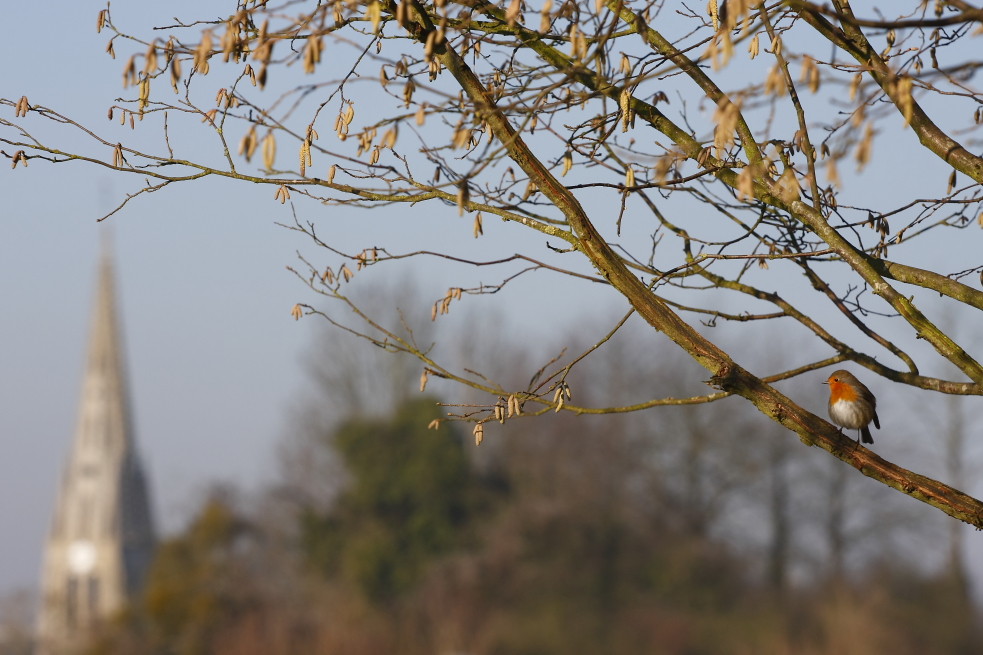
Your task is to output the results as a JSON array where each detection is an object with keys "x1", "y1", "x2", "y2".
[
  {"x1": 37, "y1": 245, "x2": 156, "y2": 655},
  {"x1": 85, "y1": 241, "x2": 128, "y2": 429}
]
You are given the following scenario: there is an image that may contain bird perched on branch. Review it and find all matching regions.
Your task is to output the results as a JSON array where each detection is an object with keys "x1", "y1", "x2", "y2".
[{"x1": 824, "y1": 369, "x2": 880, "y2": 445}]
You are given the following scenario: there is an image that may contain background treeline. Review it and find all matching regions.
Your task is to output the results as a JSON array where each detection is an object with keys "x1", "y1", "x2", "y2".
[{"x1": 86, "y1": 307, "x2": 980, "y2": 655}]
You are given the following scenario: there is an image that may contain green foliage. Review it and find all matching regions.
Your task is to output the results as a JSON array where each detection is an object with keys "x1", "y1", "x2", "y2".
[{"x1": 301, "y1": 397, "x2": 476, "y2": 602}]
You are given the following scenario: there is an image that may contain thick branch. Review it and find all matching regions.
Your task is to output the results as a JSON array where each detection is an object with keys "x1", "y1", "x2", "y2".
[{"x1": 878, "y1": 259, "x2": 983, "y2": 312}]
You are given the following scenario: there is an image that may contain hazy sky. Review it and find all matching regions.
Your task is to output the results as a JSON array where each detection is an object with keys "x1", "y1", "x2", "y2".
[
  {"x1": 0, "y1": 1, "x2": 324, "y2": 594},
  {"x1": 3, "y1": 1, "x2": 982, "y2": 602}
]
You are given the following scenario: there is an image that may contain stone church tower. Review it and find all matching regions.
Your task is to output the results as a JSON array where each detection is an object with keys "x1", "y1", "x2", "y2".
[{"x1": 36, "y1": 250, "x2": 156, "y2": 654}]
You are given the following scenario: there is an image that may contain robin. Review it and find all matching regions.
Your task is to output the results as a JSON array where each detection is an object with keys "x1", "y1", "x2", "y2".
[{"x1": 824, "y1": 369, "x2": 880, "y2": 444}]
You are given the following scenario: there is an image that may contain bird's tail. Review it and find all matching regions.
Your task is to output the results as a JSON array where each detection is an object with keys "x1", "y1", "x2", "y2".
[{"x1": 861, "y1": 426, "x2": 874, "y2": 445}]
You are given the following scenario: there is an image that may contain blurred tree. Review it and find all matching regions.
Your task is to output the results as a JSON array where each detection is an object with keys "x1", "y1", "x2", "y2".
[
  {"x1": 3, "y1": 0, "x2": 983, "y2": 520},
  {"x1": 764, "y1": 435, "x2": 792, "y2": 592},
  {"x1": 940, "y1": 392, "x2": 971, "y2": 600},
  {"x1": 86, "y1": 491, "x2": 279, "y2": 655},
  {"x1": 143, "y1": 496, "x2": 256, "y2": 652},
  {"x1": 277, "y1": 280, "x2": 438, "y2": 516},
  {"x1": 82, "y1": 328, "x2": 983, "y2": 654},
  {"x1": 300, "y1": 396, "x2": 478, "y2": 602}
]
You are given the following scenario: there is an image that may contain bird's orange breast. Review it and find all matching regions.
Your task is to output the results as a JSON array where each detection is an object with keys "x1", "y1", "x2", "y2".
[{"x1": 828, "y1": 380, "x2": 858, "y2": 403}]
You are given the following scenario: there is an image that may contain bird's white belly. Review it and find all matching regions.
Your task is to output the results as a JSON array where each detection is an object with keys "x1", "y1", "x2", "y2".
[{"x1": 829, "y1": 399, "x2": 866, "y2": 429}]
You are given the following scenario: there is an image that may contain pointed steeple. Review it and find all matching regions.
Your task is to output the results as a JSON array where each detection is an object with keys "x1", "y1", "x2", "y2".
[{"x1": 37, "y1": 244, "x2": 156, "y2": 655}]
